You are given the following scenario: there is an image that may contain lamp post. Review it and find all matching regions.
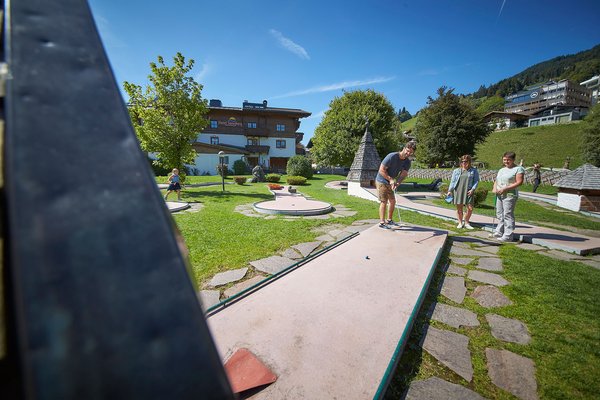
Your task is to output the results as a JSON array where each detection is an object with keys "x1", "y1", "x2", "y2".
[{"x1": 218, "y1": 151, "x2": 225, "y2": 192}]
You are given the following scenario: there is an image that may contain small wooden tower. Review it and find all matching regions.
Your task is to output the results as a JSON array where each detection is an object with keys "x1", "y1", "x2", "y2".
[
  {"x1": 347, "y1": 122, "x2": 381, "y2": 199},
  {"x1": 554, "y1": 163, "x2": 600, "y2": 212}
]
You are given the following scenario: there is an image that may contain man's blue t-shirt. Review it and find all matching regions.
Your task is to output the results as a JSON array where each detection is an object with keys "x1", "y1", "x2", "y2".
[{"x1": 375, "y1": 152, "x2": 412, "y2": 184}]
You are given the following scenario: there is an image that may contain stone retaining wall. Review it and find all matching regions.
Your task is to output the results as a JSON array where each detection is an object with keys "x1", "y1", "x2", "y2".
[{"x1": 407, "y1": 169, "x2": 569, "y2": 185}]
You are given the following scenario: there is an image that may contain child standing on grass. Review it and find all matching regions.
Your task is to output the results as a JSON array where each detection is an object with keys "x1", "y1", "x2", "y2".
[{"x1": 165, "y1": 168, "x2": 182, "y2": 201}]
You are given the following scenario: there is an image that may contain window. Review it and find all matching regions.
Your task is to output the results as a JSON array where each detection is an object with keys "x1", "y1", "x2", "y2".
[
  {"x1": 210, "y1": 120, "x2": 218, "y2": 128},
  {"x1": 276, "y1": 140, "x2": 286, "y2": 149},
  {"x1": 210, "y1": 136, "x2": 219, "y2": 145},
  {"x1": 247, "y1": 122, "x2": 257, "y2": 128},
  {"x1": 276, "y1": 124, "x2": 285, "y2": 132},
  {"x1": 247, "y1": 138, "x2": 258, "y2": 146}
]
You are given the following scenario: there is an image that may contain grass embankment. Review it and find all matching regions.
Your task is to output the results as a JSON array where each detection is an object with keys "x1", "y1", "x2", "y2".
[
  {"x1": 401, "y1": 116, "x2": 418, "y2": 131},
  {"x1": 386, "y1": 244, "x2": 600, "y2": 399},
  {"x1": 475, "y1": 123, "x2": 584, "y2": 169}
]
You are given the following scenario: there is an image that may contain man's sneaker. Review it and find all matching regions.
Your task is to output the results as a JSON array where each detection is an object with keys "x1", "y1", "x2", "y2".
[
  {"x1": 378, "y1": 222, "x2": 389, "y2": 229},
  {"x1": 386, "y1": 219, "x2": 399, "y2": 226},
  {"x1": 464, "y1": 223, "x2": 474, "y2": 230},
  {"x1": 456, "y1": 221, "x2": 464, "y2": 229}
]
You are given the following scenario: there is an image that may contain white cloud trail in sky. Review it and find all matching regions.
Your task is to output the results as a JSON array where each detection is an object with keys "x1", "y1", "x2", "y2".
[
  {"x1": 269, "y1": 29, "x2": 310, "y2": 60},
  {"x1": 270, "y1": 76, "x2": 395, "y2": 99}
]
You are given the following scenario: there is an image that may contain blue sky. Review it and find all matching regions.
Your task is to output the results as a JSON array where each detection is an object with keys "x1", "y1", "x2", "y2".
[{"x1": 89, "y1": 0, "x2": 600, "y2": 144}]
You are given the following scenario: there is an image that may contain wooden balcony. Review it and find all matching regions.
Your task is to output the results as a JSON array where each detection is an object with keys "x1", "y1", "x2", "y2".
[
  {"x1": 246, "y1": 145, "x2": 270, "y2": 154},
  {"x1": 245, "y1": 127, "x2": 270, "y2": 137}
]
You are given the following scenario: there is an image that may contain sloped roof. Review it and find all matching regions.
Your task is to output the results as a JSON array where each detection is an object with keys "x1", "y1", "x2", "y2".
[
  {"x1": 347, "y1": 127, "x2": 381, "y2": 182},
  {"x1": 553, "y1": 164, "x2": 600, "y2": 190}
]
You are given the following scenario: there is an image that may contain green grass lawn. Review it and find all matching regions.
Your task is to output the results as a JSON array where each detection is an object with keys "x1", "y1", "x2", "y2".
[
  {"x1": 385, "y1": 243, "x2": 600, "y2": 399},
  {"x1": 429, "y1": 181, "x2": 600, "y2": 232},
  {"x1": 475, "y1": 123, "x2": 584, "y2": 169},
  {"x1": 163, "y1": 174, "x2": 454, "y2": 285}
]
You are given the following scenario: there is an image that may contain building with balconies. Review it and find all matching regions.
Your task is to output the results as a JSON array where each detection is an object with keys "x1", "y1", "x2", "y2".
[
  {"x1": 192, "y1": 99, "x2": 310, "y2": 175},
  {"x1": 504, "y1": 79, "x2": 591, "y2": 115},
  {"x1": 580, "y1": 75, "x2": 599, "y2": 105}
]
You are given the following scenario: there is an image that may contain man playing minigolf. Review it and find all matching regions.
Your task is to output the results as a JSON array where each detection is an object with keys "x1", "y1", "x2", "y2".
[{"x1": 375, "y1": 141, "x2": 416, "y2": 228}]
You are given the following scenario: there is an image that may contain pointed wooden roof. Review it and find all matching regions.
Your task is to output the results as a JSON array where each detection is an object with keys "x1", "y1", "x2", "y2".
[
  {"x1": 554, "y1": 163, "x2": 600, "y2": 190},
  {"x1": 347, "y1": 126, "x2": 381, "y2": 182}
]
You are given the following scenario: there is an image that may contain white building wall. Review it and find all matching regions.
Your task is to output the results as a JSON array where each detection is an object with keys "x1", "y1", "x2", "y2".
[
  {"x1": 197, "y1": 133, "x2": 247, "y2": 147},
  {"x1": 192, "y1": 153, "x2": 245, "y2": 176},
  {"x1": 557, "y1": 192, "x2": 581, "y2": 212},
  {"x1": 263, "y1": 137, "x2": 296, "y2": 158}
]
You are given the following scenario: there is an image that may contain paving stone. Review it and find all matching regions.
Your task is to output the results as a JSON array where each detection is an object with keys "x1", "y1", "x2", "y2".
[
  {"x1": 471, "y1": 286, "x2": 513, "y2": 308},
  {"x1": 405, "y1": 377, "x2": 486, "y2": 400},
  {"x1": 476, "y1": 245, "x2": 501, "y2": 255},
  {"x1": 452, "y1": 236, "x2": 496, "y2": 247},
  {"x1": 315, "y1": 234, "x2": 335, "y2": 242},
  {"x1": 281, "y1": 248, "x2": 302, "y2": 259},
  {"x1": 450, "y1": 247, "x2": 491, "y2": 257},
  {"x1": 451, "y1": 241, "x2": 472, "y2": 249},
  {"x1": 343, "y1": 224, "x2": 372, "y2": 233},
  {"x1": 486, "y1": 314, "x2": 531, "y2": 344},
  {"x1": 198, "y1": 290, "x2": 221, "y2": 311},
  {"x1": 468, "y1": 270, "x2": 509, "y2": 287},
  {"x1": 542, "y1": 249, "x2": 581, "y2": 261},
  {"x1": 352, "y1": 219, "x2": 380, "y2": 225},
  {"x1": 440, "y1": 276, "x2": 466, "y2": 304},
  {"x1": 328, "y1": 229, "x2": 344, "y2": 238},
  {"x1": 516, "y1": 243, "x2": 545, "y2": 251},
  {"x1": 421, "y1": 326, "x2": 474, "y2": 382},
  {"x1": 208, "y1": 268, "x2": 248, "y2": 287},
  {"x1": 451, "y1": 257, "x2": 474, "y2": 266},
  {"x1": 332, "y1": 209, "x2": 357, "y2": 216},
  {"x1": 447, "y1": 265, "x2": 467, "y2": 276},
  {"x1": 486, "y1": 348, "x2": 538, "y2": 400},
  {"x1": 304, "y1": 214, "x2": 331, "y2": 219},
  {"x1": 476, "y1": 257, "x2": 503, "y2": 272},
  {"x1": 431, "y1": 303, "x2": 480, "y2": 328},
  {"x1": 250, "y1": 256, "x2": 294, "y2": 275},
  {"x1": 224, "y1": 276, "x2": 266, "y2": 298},
  {"x1": 292, "y1": 241, "x2": 322, "y2": 257},
  {"x1": 577, "y1": 259, "x2": 600, "y2": 270}
]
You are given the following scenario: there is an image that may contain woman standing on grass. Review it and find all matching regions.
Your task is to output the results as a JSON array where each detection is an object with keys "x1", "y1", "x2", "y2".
[
  {"x1": 492, "y1": 152, "x2": 525, "y2": 242},
  {"x1": 447, "y1": 154, "x2": 480, "y2": 229}
]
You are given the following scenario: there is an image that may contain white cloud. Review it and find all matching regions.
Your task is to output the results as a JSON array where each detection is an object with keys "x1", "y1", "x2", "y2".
[
  {"x1": 194, "y1": 63, "x2": 211, "y2": 82},
  {"x1": 269, "y1": 29, "x2": 310, "y2": 60},
  {"x1": 270, "y1": 76, "x2": 395, "y2": 99}
]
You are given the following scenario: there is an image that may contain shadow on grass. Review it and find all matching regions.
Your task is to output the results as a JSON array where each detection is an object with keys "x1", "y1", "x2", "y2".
[{"x1": 384, "y1": 244, "x2": 451, "y2": 399}]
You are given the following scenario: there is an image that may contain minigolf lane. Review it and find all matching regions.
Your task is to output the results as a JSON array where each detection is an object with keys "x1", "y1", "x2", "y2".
[{"x1": 207, "y1": 223, "x2": 447, "y2": 399}]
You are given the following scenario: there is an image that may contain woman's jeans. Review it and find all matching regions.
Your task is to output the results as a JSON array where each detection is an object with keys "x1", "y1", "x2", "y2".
[{"x1": 495, "y1": 195, "x2": 517, "y2": 240}]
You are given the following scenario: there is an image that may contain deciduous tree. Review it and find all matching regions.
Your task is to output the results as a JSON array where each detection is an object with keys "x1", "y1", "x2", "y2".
[
  {"x1": 124, "y1": 53, "x2": 208, "y2": 175},
  {"x1": 311, "y1": 90, "x2": 398, "y2": 167},
  {"x1": 414, "y1": 87, "x2": 492, "y2": 167}
]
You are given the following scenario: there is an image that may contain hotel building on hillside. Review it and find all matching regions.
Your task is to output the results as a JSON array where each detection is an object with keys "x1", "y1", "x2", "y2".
[
  {"x1": 580, "y1": 75, "x2": 599, "y2": 105},
  {"x1": 504, "y1": 79, "x2": 591, "y2": 115},
  {"x1": 191, "y1": 100, "x2": 310, "y2": 175}
]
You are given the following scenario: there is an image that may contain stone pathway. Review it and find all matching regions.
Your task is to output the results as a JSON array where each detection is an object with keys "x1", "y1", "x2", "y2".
[{"x1": 409, "y1": 234, "x2": 539, "y2": 400}]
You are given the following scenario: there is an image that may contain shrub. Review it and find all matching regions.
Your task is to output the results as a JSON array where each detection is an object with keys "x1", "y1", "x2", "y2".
[
  {"x1": 233, "y1": 176, "x2": 246, "y2": 185},
  {"x1": 286, "y1": 155, "x2": 313, "y2": 179},
  {"x1": 265, "y1": 173, "x2": 281, "y2": 182},
  {"x1": 286, "y1": 175, "x2": 307, "y2": 185},
  {"x1": 216, "y1": 164, "x2": 230, "y2": 178},
  {"x1": 267, "y1": 183, "x2": 283, "y2": 190},
  {"x1": 233, "y1": 159, "x2": 249, "y2": 175},
  {"x1": 440, "y1": 183, "x2": 488, "y2": 206}
]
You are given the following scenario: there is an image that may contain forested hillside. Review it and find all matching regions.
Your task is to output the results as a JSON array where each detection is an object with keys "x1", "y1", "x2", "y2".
[{"x1": 471, "y1": 44, "x2": 600, "y2": 98}]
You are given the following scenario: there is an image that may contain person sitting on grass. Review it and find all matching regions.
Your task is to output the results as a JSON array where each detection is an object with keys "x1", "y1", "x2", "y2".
[
  {"x1": 375, "y1": 141, "x2": 416, "y2": 228},
  {"x1": 164, "y1": 168, "x2": 182, "y2": 201},
  {"x1": 447, "y1": 154, "x2": 480, "y2": 230}
]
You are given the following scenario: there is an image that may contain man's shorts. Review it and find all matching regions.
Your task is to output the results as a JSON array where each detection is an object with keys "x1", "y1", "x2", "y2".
[{"x1": 376, "y1": 181, "x2": 394, "y2": 203}]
